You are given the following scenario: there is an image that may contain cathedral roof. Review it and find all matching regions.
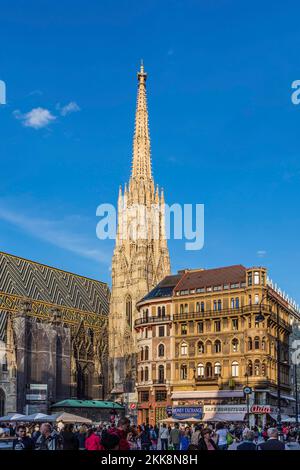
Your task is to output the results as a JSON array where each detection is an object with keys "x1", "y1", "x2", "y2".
[{"x1": 0, "y1": 251, "x2": 110, "y2": 316}]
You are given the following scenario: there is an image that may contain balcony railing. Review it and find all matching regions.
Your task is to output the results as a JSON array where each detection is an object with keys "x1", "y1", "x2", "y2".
[
  {"x1": 135, "y1": 315, "x2": 171, "y2": 326},
  {"x1": 173, "y1": 304, "x2": 272, "y2": 321},
  {"x1": 152, "y1": 379, "x2": 166, "y2": 385}
]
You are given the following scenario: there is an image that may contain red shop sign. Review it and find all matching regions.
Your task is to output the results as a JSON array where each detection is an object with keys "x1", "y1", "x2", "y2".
[{"x1": 250, "y1": 405, "x2": 271, "y2": 414}]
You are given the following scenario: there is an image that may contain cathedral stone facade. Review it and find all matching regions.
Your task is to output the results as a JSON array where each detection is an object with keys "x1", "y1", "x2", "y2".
[
  {"x1": 0, "y1": 252, "x2": 110, "y2": 415},
  {"x1": 109, "y1": 63, "x2": 170, "y2": 399}
]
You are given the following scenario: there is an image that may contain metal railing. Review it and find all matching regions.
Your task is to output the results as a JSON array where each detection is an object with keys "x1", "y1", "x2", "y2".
[{"x1": 135, "y1": 315, "x2": 171, "y2": 326}]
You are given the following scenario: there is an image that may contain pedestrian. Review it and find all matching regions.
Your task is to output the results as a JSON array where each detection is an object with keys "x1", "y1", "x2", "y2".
[
  {"x1": 237, "y1": 430, "x2": 257, "y2": 450},
  {"x1": 85, "y1": 428, "x2": 102, "y2": 450},
  {"x1": 215, "y1": 422, "x2": 230, "y2": 450},
  {"x1": 198, "y1": 428, "x2": 218, "y2": 450},
  {"x1": 140, "y1": 424, "x2": 152, "y2": 450},
  {"x1": 61, "y1": 423, "x2": 79, "y2": 450},
  {"x1": 13, "y1": 424, "x2": 35, "y2": 450},
  {"x1": 180, "y1": 427, "x2": 191, "y2": 450},
  {"x1": 108, "y1": 417, "x2": 131, "y2": 450},
  {"x1": 149, "y1": 425, "x2": 158, "y2": 450},
  {"x1": 159, "y1": 423, "x2": 169, "y2": 450},
  {"x1": 35, "y1": 423, "x2": 62, "y2": 450},
  {"x1": 191, "y1": 425, "x2": 202, "y2": 447},
  {"x1": 258, "y1": 427, "x2": 285, "y2": 450},
  {"x1": 169, "y1": 423, "x2": 180, "y2": 450}
]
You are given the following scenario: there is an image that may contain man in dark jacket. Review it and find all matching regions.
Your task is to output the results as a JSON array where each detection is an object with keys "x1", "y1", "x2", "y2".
[
  {"x1": 13, "y1": 425, "x2": 35, "y2": 450},
  {"x1": 258, "y1": 428, "x2": 285, "y2": 450},
  {"x1": 237, "y1": 430, "x2": 257, "y2": 450}
]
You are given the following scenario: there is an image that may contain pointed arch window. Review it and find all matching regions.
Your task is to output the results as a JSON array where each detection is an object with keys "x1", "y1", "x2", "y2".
[
  {"x1": 181, "y1": 342, "x2": 188, "y2": 356},
  {"x1": 232, "y1": 338, "x2": 239, "y2": 353},
  {"x1": 145, "y1": 346, "x2": 149, "y2": 361},
  {"x1": 180, "y1": 364, "x2": 188, "y2": 380},
  {"x1": 126, "y1": 296, "x2": 132, "y2": 329},
  {"x1": 197, "y1": 341, "x2": 204, "y2": 354},
  {"x1": 197, "y1": 363, "x2": 204, "y2": 378},
  {"x1": 231, "y1": 361, "x2": 239, "y2": 377},
  {"x1": 214, "y1": 362, "x2": 222, "y2": 376},
  {"x1": 214, "y1": 340, "x2": 221, "y2": 353},
  {"x1": 158, "y1": 344, "x2": 165, "y2": 357}
]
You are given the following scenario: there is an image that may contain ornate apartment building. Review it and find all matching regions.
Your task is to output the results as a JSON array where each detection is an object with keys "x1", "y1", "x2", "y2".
[
  {"x1": 135, "y1": 264, "x2": 300, "y2": 426},
  {"x1": 109, "y1": 63, "x2": 170, "y2": 400}
]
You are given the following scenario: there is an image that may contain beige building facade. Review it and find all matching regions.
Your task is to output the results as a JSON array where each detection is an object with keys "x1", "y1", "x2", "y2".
[{"x1": 136, "y1": 265, "x2": 300, "y2": 426}]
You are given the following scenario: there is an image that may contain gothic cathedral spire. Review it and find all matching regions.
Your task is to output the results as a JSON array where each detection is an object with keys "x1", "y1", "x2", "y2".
[{"x1": 109, "y1": 63, "x2": 171, "y2": 399}]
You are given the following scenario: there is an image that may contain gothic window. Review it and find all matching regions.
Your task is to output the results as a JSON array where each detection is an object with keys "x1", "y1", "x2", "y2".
[
  {"x1": 205, "y1": 362, "x2": 212, "y2": 378},
  {"x1": 235, "y1": 297, "x2": 240, "y2": 309},
  {"x1": 214, "y1": 340, "x2": 221, "y2": 353},
  {"x1": 218, "y1": 300, "x2": 222, "y2": 311},
  {"x1": 262, "y1": 337, "x2": 266, "y2": 350},
  {"x1": 158, "y1": 365, "x2": 164, "y2": 383},
  {"x1": 232, "y1": 338, "x2": 239, "y2": 352},
  {"x1": 213, "y1": 300, "x2": 217, "y2": 311},
  {"x1": 254, "y1": 336, "x2": 260, "y2": 349},
  {"x1": 181, "y1": 342, "x2": 188, "y2": 356},
  {"x1": 201, "y1": 302, "x2": 205, "y2": 312},
  {"x1": 145, "y1": 367, "x2": 149, "y2": 381},
  {"x1": 158, "y1": 306, "x2": 162, "y2": 317},
  {"x1": 141, "y1": 368, "x2": 144, "y2": 382},
  {"x1": 231, "y1": 298, "x2": 235, "y2": 309},
  {"x1": 162, "y1": 306, "x2": 166, "y2": 317},
  {"x1": 145, "y1": 346, "x2": 149, "y2": 361},
  {"x1": 262, "y1": 361, "x2": 267, "y2": 376},
  {"x1": 126, "y1": 296, "x2": 132, "y2": 329},
  {"x1": 197, "y1": 363, "x2": 204, "y2": 378},
  {"x1": 197, "y1": 321, "x2": 204, "y2": 334},
  {"x1": 197, "y1": 341, "x2": 204, "y2": 354},
  {"x1": 214, "y1": 362, "x2": 222, "y2": 376},
  {"x1": 248, "y1": 338, "x2": 253, "y2": 351},
  {"x1": 254, "y1": 360, "x2": 260, "y2": 376},
  {"x1": 141, "y1": 348, "x2": 144, "y2": 361},
  {"x1": 231, "y1": 361, "x2": 239, "y2": 377},
  {"x1": 180, "y1": 364, "x2": 188, "y2": 380},
  {"x1": 158, "y1": 344, "x2": 165, "y2": 357}
]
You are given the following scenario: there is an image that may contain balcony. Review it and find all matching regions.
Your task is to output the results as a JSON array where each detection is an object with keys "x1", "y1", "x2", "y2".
[
  {"x1": 135, "y1": 315, "x2": 171, "y2": 327},
  {"x1": 152, "y1": 379, "x2": 166, "y2": 385},
  {"x1": 173, "y1": 304, "x2": 273, "y2": 321}
]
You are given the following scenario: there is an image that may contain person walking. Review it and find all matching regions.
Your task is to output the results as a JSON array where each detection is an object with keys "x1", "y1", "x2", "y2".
[
  {"x1": 35, "y1": 423, "x2": 62, "y2": 450},
  {"x1": 13, "y1": 425, "x2": 35, "y2": 450},
  {"x1": 258, "y1": 428, "x2": 285, "y2": 450},
  {"x1": 61, "y1": 423, "x2": 79, "y2": 450},
  {"x1": 85, "y1": 428, "x2": 102, "y2": 450},
  {"x1": 215, "y1": 422, "x2": 230, "y2": 450},
  {"x1": 108, "y1": 417, "x2": 131, "y2": 450},
  {"x1": 140, "y1": 425, "x2": 152, "y2": 451},
  {"x1": 237, "y1": 430, "x2": 257, "y2": 450},
  {"x1": 198, "y1": 428, "x2": 218, "y2": 450},
  {"x1": 169, "y1": 423, "x2": 180, "y2": 450},
  {"x1": 159, "y1": 423, "x2": 169, "y2": 450}
]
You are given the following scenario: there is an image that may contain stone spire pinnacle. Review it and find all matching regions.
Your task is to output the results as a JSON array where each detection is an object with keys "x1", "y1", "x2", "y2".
[{"x1": 131, "y1": 61, "x2": 152, "y2": 181}]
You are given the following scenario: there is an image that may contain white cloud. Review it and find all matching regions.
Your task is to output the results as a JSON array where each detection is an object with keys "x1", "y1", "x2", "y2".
[
  {"x1": 14, "y1": 107, "x2": 56, "y2": 129},
  {"x1": 257, "y1": 250, "x2": 267, "y2": 257},
  {"x1": 58, "y1": 101, "x2": 81, "y2": 116},
  {"x1": 0, "y1": 203, "x2": 110, "y2": 264}
]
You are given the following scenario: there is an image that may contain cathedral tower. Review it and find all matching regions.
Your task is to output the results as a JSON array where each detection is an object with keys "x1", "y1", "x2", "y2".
[{"x1": 109, "y1": 63, "x2": 171, "y2": 399}]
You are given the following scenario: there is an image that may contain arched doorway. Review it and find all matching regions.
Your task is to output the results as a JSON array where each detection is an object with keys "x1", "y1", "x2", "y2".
[{"x1": 0, "y1": 388, "x2": 5, "y2": 416}]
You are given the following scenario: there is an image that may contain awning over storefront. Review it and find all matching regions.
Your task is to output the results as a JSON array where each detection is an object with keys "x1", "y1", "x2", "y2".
[
  {"x1": 203, "y1": 413, "x2": 246, "y2": 422},
  {"x1": 269, "y1": 413, "x2": 295, "y2": 422},
  {"x1": 171, "y1": 390, "x2": 244, "y2": 400},
  {"x1": 268, "y1": 392, "x2": 296, "y2": 402}
]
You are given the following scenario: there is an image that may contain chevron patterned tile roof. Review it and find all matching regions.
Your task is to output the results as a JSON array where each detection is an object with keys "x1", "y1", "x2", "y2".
[{"x1": 0, "y1": 251, "x2": 110, "y2": 315}]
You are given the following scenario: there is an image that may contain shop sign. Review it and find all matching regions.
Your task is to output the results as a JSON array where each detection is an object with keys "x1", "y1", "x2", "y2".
[
  {"x1": 250, "y1": 405, "x2": 272, "y2": 414},
  {"x1": 204, "y1": 405, "x2": 247, "y2": 413},
  {"x1": 166, "y1": 406, "x2": 203, "y2": 420}
]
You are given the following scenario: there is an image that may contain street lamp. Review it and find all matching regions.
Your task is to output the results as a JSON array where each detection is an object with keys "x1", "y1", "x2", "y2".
[{"x1": 244, "y1": 372, "x2": 250, "y2": 428}]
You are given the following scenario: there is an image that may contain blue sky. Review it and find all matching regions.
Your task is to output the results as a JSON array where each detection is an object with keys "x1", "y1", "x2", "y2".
[{"x1": 0, "y1": 0, "x2": 299, "y2": 303}]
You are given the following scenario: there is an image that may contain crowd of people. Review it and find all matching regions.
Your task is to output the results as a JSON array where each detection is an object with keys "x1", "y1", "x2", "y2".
[{"x1": 0, "y1": 418, "x2": 300, "y2": 450}]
